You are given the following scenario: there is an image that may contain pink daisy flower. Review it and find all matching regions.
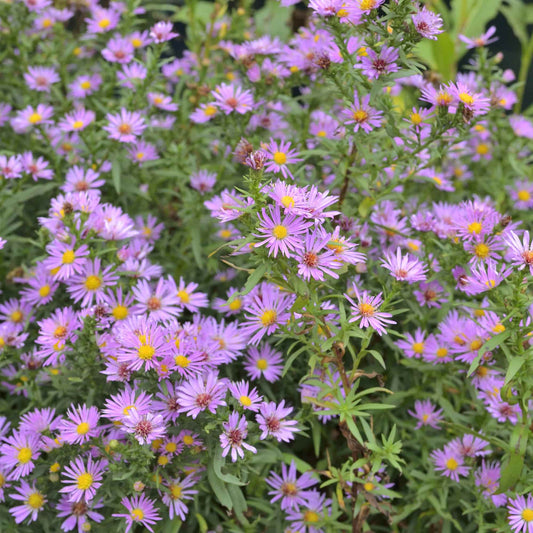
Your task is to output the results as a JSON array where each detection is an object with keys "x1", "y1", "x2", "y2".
[
  {"x1": 212, "y1": 83, "x2": 254, "y2": 114},
  {"x1": 24, "y1": 65, "x2": 60, "y2": 92},
  {"x1": 60, "y1": 456, "x2": 107, "y2": 503},
  {"x1": 103, "y1": 109, "x2": 146, "y2": 143},
  {"x1": 346, "y1": 286, "x2": 395, "y2": 335},
  {"x1": 112, "y1": 494, "x2": 162, "y2": 533},
  {"x1": 59, "y1": 404, "x2": 100, "y2": 445},
  {"x1": 220, "y1": 412, "x2": 257, "y2": 462},
  {"x1": 264, "y1": 139, "x2": 303, "y2": 179},
  {"x1": 256, "y1": 400, "x2": 298, "y2": 442},
  {"x1": 9, "y1": 481, "x2": 47, "y2": 524}
]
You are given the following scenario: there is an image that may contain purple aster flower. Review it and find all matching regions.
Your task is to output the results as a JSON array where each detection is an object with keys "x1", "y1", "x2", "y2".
[
  {"x1": 67, "y1": 258, "x2": 118, "y2": 307},
  {"x1": 123, "y1": 410, "x2": 167, "y2": 445},
  {"x1": 117, "y1": 63, "x2": 148, "y2": 89},
  {"x1": 190, "y1": 102, "x2": 219, "y2": 123},
  {"x1": 212, "y1": 83, "x2": 254, "y2": 114},
  {"x1": 11, "y1": 104, "x2": 54, "y2": 133},
  {"x1": 255, "y1": 204, "x2": 312, "y2": 258},
  {"x1": 21, "y1": 152, "x2": 54, "y2": 180},
  {"x1": 116, "y1": 316, "x2": 174, "y2": 372},
  {"x1": 149, "y1": 21, "x2": 178, "y2": 42},
  {"x1": 507, "y1": 181, "x2": 533, "y2": 210},
  {"x1": 408, "y1": 400, "x2": 443, "y2": 429},
  {"x1": 112, "y1": 494, "x2": 162, "y2": 533},
  {"x1": 69, "y1": 74, "x2": 102, "y2": 99},
  {"x1": 449, "y1": 81, "x2": 491, "y2": 116},
  {"x1": 0, "y1": 431, "x2": 41, "y2": 480},
  {"x1": 56, "y1": 495, "x2": 104, "y2": 532},
  {"x1": 413, "y1": 280, "x2": 447, "y2": 308},
  {"x1": 241, "y1": 286, "x2": 294, "y2": 345},
  {"x1": 85, "y1": 7, "x2": 120, "y2": 34},
  {"x1": 44, "y1": 238, "x2": 90, "y2": 281},
  {"x1": 103, "y1": 108, "x2": 146, "y2": 143},
  {"x1": 474, "y1": 461, "x2": 506, "y2": 507},
  {"x1": 461, "y1": 260, "x2": 512, "y2": 295},
  {"x1": 0, "y1": 155, "x2": 22, "y2": 179},
  {"x1": 508, "y1": 494, "x2": 533, "y2": 532},
  {"x1": 58, "y1": 108, "x2": 95, "y2": 132},
  {"x1": 20, "y1": 269, "x2": 59, "y2": 306},
  {"x1": 220, "y1": 412, "x2": 257, "y2": 462},
  {"x1": 148, "y1": 92, "x2": 178, "y2": 111},
  {"x1": 60, "y1": 456, "x2": 107, "y2": 503},
  {"x1": 59, "y1": 404, "x2": 100, "y2": 445},
  {"x1": 285, "y1": 490, "x2": 330, "y2": 532},
  {"x1": 244, "y1": 344, "x2": 283, "y2": 382},
  {"x1": 459, "y1": 26, "x2": 498, "y2": 49},
  {"x1": 160, "y1": 474, "x2": 198, "y2": 521},
  {"x1": 510, "y1": 115, "x2": 533, "y2": 139},
  {"x1": 264, "y1": 138, "x2": 303, "y2": 179},
  {"x1": 128, "y1": 140, "x2": 159, "y2": 165},
  {"x1": 190, "y1": 170, "x2": 217, "y2": 193},
  {"x1": 102, "y1": 384, "x2": 153, "y2": 424},
  {"x1": 228, "y1": 380, "x2": 262, "y2": 411},
  {"x1": 177, "y1": 371, "x2": 227, "y2": 419},
  {"x1": 102, "y1": 35, "x2": 134, "y2": 63},
  {"x1": 132, "y1": 277, "x2": 181, "y2": 320},
  {"x1": 412, "y1": 6, "x2": 444, "y2": 40},
  {"x1": 63, "y1": 166, "x2": 104, "y2": 193},
  {"x1": 504, "y1": 230, "x2": 533, "y2": 275},
  {"x1": 24, "y1": 65, "x2": 60, "y2": 92},
  {"x1": 256, "y1": 400, "x2": 298, "y2": 442},
  {"x1": 380, "y1": 247, "x2": 427, "y2": 283},
  {"x1": 397, "y1": 328, "x2": 428, "y2": 359},
  {"x1": 296, "y1": 230, "x2": 341, "y2": 281},
  {"x1": 19, "y1": 407, "x2": 61, "y2": 436},
  {"x1": 266, "y1": 460, "x2": 318, "y2": 511},
  {"x1": 431, "y1": 444, "x2": 470, "y2": 482},
  {"x1": 360, "y1": 46, "x2": 399, "y2": 79},
  {"x1": 449, "y1": 434, "x2": 489, "y2": 458},
  {"x1": 343, "y1": 92, "x2": 383, "y2": 133},
  {"x1": 9, "y1": 481, "x2": 47, "y2": 524},
  {"x1": 346, "y1": 286, "x2": 395, "y2": 335},
  {"x1": 169, "y1": 276, "x2": 209, "y2": 313}
]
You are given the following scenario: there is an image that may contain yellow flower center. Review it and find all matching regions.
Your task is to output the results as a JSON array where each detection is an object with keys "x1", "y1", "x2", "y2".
[
  {"x1": 445, "y1": 458, "x2": 458, "y2": 470},
  {"x1": 80, "y1": 81, "x2": 91, "y2": 90},
  {"x1": 458, "y1": 93, "x2": 474, "y2": 106},
  {"x1": 474, "y1": 243, "x2": 490, "y2": 258},
  {"x1": 177, "y1": 290, "x2": 190, "y2": 303},
  {"x1": 358, "y1": 303, "x2": 375, "y2": 317},
  {"x1": 470, "y1": 339, "x2": 482, "y2": 351},
  {"x1": 281, "y1": 195, "x2": 295, "y2": 208},
  {"x1": 27, "y1": 492, "x2": 44, "y2": 509},
  {"x1": 337, "y1": 7, "x2": 348, "y2": 17},
  {"x1": 131, "y1": 508, "x2": 144, "y2": 521},
  {"x1": 77, "y1": 472, "x2": 93, "y2": 490},
  {"x1": 138, "y1": 345, "x2": 155, "y2": 360},
  {"x1": 72, "y1": 120, "x2": 84, "y2": 130},
  {"x1": 476, "y1": 143, "x2": 489, "y2": 155},
  {"x1": 204, "y1": 105, "x2": 217, "y2": 117},
  {"x1": 165, "y1": 442, "x2": 177, "y2": 453},
  {"x1": 17, "y1": 447, "x2": 32, "y2": 464},
  {"x1": 410, "y1": 113, "x2": 422, "y2": 125},
  {"x1": 316, "y1": 130, "x2": 327, "y2": 137},
  {"x1": 10, "y1": 310, "x2": 23, "y2": 323},
  {"x1": 183, "y1": 435, "x2": 194, "y2": 445},
  {"x1": 518, "y1": 190, "x2": 531, "y2": 201},
  {"x1": 175, "y1": 355, "x2": 190, "y2": 367},
  {"x1": 171, "y1": 484, "x2": 182, "y2": 499},
  {"x1": 98, "y1": 18, "x2": 110, "y2": 28},
  {"x1": 363, "y1": 482, "x2": 375, "y2": 491},
  {"x1": 228, "y1": 299, "x2": 242, "y2": 311},
  {"x1": 240, "y1": 395, "x2": 252, "y2": 406},
  {"x1": 304, "y1": 510, "x2": 320, "y2": 523},
  {"x1": 260, "y1": 309, "x2": 277, "y2": 327},
  {"x1": 131, "y1": 38, "x2": 142, "y2": 47},
  {"x1": 273, "y1": 152, "x2": 287, "y2": 165},
  {"x1": 412, "y1": 342, "x2": 424, "y2": 354},
  {"x1": 77, "y1": 422, "x2": 90, "y2": 435},
  {"x1": 493, "y1": 323, "x2": 505, "y2": 334},
  {"x1": 84, "y1": 275, "x2": 102, "y2": 291},
  {"x1": 112, "y1": 305, "x2": 128, "y2": 320},
  {"x1": 256, "y1": 358, "x2": 268, "y2": 370},
  {"x1": 158, "y1": 455, "x2": 169, "y2": 466},
  {"x1": 28, "y1": 112, "x2": 42, "y2": 124},
  {"x1": 436, "y1": 347, "x2": 448, "y2": 358},
  {"x1": 468, "y1": 222, "x2": 482, "y2": 234},
  {"x1": 62, "y1": 250, "x2": 75, "y2": 264},
  {"x1": 39, "y1": 284, "x2": 51, "y2": 297},
  {"x1": 272, "y1": 225, "x2": 288, "y2": 239},
  {"x1": 352, "y1": 109, "x2": 368, "y2": 123},
  {"x1": 522, "y1": 509, "x2": 533, "y2": 522}
]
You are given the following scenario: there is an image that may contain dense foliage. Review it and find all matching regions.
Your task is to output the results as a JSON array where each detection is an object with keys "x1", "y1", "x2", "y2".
[{"x1": 0, "y1": 0, "x2": 532, "y2": 531}]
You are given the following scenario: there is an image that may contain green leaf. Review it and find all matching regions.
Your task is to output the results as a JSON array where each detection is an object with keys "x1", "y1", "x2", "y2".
[
  {"x1": 8, "y1": 182, "x2": 56, "y2": 204},
  {"x1": 501, "y1": 0, "x2": 529, "y2": 45},
  {"x1": 211, "y1": 449, "x2": 246, "y2": 486},
  {"x1": 242, "y1": 263, "x2": 268, "y2": 296},
  {"x1": 190, "y1": 226, "x2": 204, "y2": 268},
  {"x1": 467, "y1": 329, "x2": 511, "y2": 377},
  {"x1": 497, "y1": 453, "x2": 523, "y2": 493},
  {"x1": 504, "y1": 357, "x2": 526, "y2": 386},
  {"x1": 358, "y1": 197, "x2": 375, "y2": 218},
  {"x1": 430, "y1": 32, "x2": 456, "y2": 81},
  {"x1": 207, "y1": 461, "x2": 232, "y2": 510},
  {"x1": 112, "y1": 158, "x2": 121, "y2": 195},
  {"x1": 255, "y1": 0, "x2": 292, "y2": 40},
  {"x1": 227, "y1": 484, "x2": 249, "y2": 524}
]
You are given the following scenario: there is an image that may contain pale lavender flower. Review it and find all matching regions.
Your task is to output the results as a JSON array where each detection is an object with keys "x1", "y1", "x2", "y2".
[{"x1": 219, "y1": 412, "x2": 257, "y2": 462}]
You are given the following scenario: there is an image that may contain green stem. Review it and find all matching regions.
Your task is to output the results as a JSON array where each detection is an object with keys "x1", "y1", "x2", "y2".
[{"x1": 514, "y1": 32, "x2": 533, "y2": 113}]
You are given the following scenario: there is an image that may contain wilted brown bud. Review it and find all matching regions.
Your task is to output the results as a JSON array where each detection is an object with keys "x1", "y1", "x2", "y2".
[
  {"x1": 315, "y1": 54, "x2": 331, "y2": 70},
  {"x1": 63, "y1": 202, "x2": 74, "y2": 215},
  {"x1": 234, "y1": 137, "x2": 254, "y2": 163},
  {"x1": 500, "y1": 214, "x2": 512, "y2": 228},
  {"x1": 245, "y1": 149, "x2": 267, "y2": 170}
]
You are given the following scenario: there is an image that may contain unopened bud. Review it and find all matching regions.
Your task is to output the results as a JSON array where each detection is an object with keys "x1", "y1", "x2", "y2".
[{"x1": 133, "y1": 481, "x2": 145, "y2": 492}]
